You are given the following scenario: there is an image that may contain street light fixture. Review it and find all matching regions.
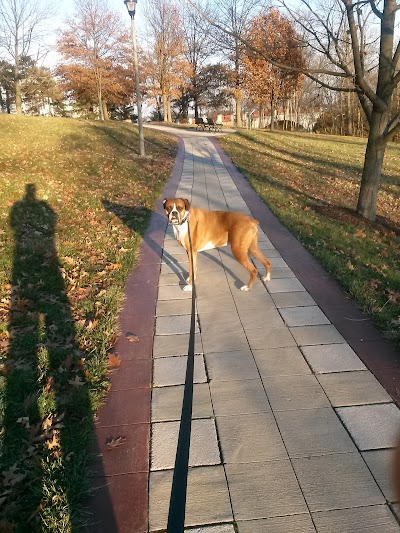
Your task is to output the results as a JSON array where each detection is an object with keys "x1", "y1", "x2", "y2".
[{"x1": 124, "y1": 0, "x2": 145, "y2": 157}]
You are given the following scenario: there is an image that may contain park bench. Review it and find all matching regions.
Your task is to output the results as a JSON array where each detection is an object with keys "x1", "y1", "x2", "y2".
[
  {"x1": 194, "y1": 117, "x2": 223, "y2": 132},
  {"x1": 205, "y1": 118, "x2": 222, "y2": 132},
  {"x1": 195, "y1": 117, "x2": 207, "y2": 130}
]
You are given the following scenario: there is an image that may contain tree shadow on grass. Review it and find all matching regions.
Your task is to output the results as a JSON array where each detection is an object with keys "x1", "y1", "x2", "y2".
[{"x1": 1, "y1": 184, "x2": 115, "y2": 531}]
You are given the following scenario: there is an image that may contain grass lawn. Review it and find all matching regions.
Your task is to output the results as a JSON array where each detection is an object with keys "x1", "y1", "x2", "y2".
[
  {"x1": 220, "y1": 130, "x2": 400, "y2": 347},
  {"x1": 0, "y1": 115, "x2": 177, "y2": 530}
]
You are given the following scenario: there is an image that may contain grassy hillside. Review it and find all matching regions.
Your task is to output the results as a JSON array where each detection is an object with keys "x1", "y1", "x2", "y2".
[
  {"x1": 0, "y1": 115, "x2": 177, "y2": 531},
  {"x1": 220, "y1": 130, "x2": 400, "y2": 347}
]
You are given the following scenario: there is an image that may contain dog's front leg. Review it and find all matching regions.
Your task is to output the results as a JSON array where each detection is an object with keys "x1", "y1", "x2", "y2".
[{"x1": 183, "y1": 250, "x2": 197, "y2": 292}]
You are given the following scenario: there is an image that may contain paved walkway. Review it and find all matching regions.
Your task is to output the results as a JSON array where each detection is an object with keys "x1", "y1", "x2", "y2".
[{"x1": 88, "y1": 127, "x2": 400, "y2": 532}]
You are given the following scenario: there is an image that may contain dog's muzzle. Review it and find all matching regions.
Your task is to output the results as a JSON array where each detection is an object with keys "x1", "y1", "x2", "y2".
[{"x1": 169, "y1": 211, "x2": 180, "y2": 225}]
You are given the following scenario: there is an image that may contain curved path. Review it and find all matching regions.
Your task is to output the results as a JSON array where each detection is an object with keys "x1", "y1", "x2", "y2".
[{"x1": 86, "y1": 126, "x2": 400, "y2": 532}]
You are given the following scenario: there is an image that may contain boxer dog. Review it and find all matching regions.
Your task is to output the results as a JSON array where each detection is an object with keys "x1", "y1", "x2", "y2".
[{"x1": 163, "y1": 198, "x2": 271, "y2": 292}]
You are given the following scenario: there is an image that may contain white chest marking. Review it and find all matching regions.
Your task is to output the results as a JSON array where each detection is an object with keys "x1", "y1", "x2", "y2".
[
  {"x1": 198, "y1": 241, "x2": 228, "y2": 252},
  {"x1": 173, "y1": 221, "x2": 188, "y2": 248}
]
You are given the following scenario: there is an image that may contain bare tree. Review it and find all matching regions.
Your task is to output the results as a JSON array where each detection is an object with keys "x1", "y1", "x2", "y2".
[
  {"x1": 144, "y1": 0, "x2": 186, "y2": 122},
  {"x1": 0, "y1": 0, "x2": 54, "y2": 114},
  {"x1": 212, "y1": 0, "x2": 264, "y2": 127},
  {"x1": 182, "y1": 0, "x2": 215, "y2": 118},
  {"x1": 193, "y1": 0, "x2": 400, "y2": 221}
]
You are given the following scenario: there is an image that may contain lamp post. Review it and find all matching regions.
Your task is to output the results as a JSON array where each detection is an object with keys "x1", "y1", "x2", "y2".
[{"x1": 124, "y1": 0, "x2": 145, "y2": 157}]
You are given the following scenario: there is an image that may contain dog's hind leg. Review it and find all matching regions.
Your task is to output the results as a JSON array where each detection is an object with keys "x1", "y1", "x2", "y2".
[
  {"x1": 249, "y1": 235, "x2": 271, "y2": 282},
  {"x1": 231, "y1": 244, "x2": 258, "y2": 291}
]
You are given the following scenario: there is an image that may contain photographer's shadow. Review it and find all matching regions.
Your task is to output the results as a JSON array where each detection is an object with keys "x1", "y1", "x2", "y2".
[{"x1": 2, "y1": 184, "x2": 115, "y2": 530}]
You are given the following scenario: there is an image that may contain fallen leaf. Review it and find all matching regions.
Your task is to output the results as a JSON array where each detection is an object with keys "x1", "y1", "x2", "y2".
[
  {"x1": 106, "y1": 436, "x2": 126, "y2": 450},
  {"x1": 126, "y1": 332, "x2": 139, "y2": 343},
  {"x1": 107, "y1": 354, "x2": 121, "y2": 369},
  {"x1": 354, "y1": 229, "x2": 366, "y2": 238},
  {"x1": 42, "y1": 415, "x2": 53, "y2": 431},
  {"x1": 62, "y1": 354, "x2": 73, "y2": 370},
  {"x1": 68, "y1": 375, "x2": 84, "y2": 388},
  {"x1": 3, "y1": 464, "x2": 25, "y2": 487},
  {"x1": 346, "y1": 260, "x2": 355, "y2": 271},
  {"x1": 44, "y1": 376, "x2": 54, "y2": 393},
  {"x1": 46, "y1": 430, "x2": 60, "y2": 450}
]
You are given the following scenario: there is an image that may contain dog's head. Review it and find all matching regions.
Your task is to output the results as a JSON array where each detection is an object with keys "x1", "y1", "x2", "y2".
[{"x1": 163, "y1": 198, "x2": 190, "y2": 225}]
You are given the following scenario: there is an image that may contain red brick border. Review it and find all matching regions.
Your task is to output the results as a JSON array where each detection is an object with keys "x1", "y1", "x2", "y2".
[{"x1": 84, "y1": 138, "x2": 184, "y2": 532}]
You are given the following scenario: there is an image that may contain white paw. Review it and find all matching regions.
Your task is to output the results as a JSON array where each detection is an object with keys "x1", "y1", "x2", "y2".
[
  {"x1": 240, "y1": 285, "x2": 250, "y2": 291},
  {"x1": 183, "y1": 284, "x2": 193, "y2": 292},
  {"x1": 262, "y1": 273, "x2": 271, "y2": 282}
]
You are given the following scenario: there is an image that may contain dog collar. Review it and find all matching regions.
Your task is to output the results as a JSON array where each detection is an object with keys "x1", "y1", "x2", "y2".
[{"x1": 179, "y1": 212, "x2": 190, "y2": 225}]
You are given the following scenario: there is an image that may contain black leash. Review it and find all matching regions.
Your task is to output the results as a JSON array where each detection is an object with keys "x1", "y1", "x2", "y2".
[{"x1": 167, "y1": 220, "x2": 196, "y2": 533}]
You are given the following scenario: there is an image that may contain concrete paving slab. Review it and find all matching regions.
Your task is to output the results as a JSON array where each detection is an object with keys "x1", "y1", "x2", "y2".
[
  {"x1": 336, "y1": 403, "x2": 400, "y2": 450},
  {"x1": 264, "y1": 267, "x2": 296, "y2": 279},
  {"x1": 312, "y1": 505, "x2": 400, "y2": 532},
  {"x1": 236, "y1": 514, "x2": 316, "y2": 533},
  {"x1": 199, "y1": 311, "x2": 242, "y2": 335},
  {"x1": 205, "y1": 351, "x2": 259, "y2": 382},
  {"x1": 156, "y1": 298, "x2": 193, "y2": 316},
  {"x1": 209, "y1": 378, "x2": 271, "y2": 416},
  {"x1": 246, "y1": 327, "x2": 297, "y2": 350},
  {"x1": 269, "y1": 258, "x2": 289, "y2": 268},
  {"x1": 239, "y1": 308, "x2": 284, "y2": 330},
  {"x1": 292, "y1": 452, "x2": 385, "y2": 512},
  {"x1": 149, "y1": 465, "x2": 232, "y2": 530},
  {"x1": 317, "y1": 370, "x2": 392, "y2": 407},
  {"x1": 151, "y1": 418, "x2": 220, "y2": 470},
  {"x1": 185, "y1": 525, "x2": 235, "y2": 533},
  {"x1": 280, "y1": 306, "x2": 330, "y2": 327},
  {"x1": 153, "y1": 333, "x2": 203, "y2": 357},
  {"x1": 301, "y1": 343, "x2": 366, "y2": 373},
  {"x1": 158, "y1": 272, "x2": 186, "y2": 286},
  {"x1": 151, "y1": 383, "x2": 213, "y2": 422},
  {"x1": 267, "y1": 278, "x2": 306, "y2": 293},
  {"x1": 262, "y1": 375, "x2": 330, "y2": 411},
  {"x1": 161, "y1": 260, "x2": 189, "y2": 276},
  {"x1": 275, "y1": 408, "x2": 357, "y2": 457},
  {"x1": 216, "y1": 412, "x2": 287, "y2": 463},
  {"x1": 232, "y1": 290, "x2": 276, "y2": 312},
  {"x1": 225, "y1": 460, "x2": 308, "y2": 520},
  {"x1": 253, "y1": 347, "x2": 311, "y2": 377},
  {"x1": 156, "y1": 314, "x2": 200, "y2": 336},
  {"x1": 153, "y1": 355, "x2": 207, "y2": 387},
  {"x1": 362, "y1": 449, "x2": 398, "y2": 503},
  {"x1": 158, "y1": 284, "x2": 193, "y2": 301},
  {"x1": 290, "y1": 325, "x2": 345, "y2": 346},
  {"x1": 271, "y1": 291, "x2": 316, "y2": 308},
  {"x1": 202, "y1": 330, "x2": 250, "y2": 354}
]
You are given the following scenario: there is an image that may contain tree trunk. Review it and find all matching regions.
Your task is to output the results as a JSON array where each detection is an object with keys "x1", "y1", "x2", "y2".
[
  {"x1": 356, "y1": 110, "x2": 388, "y2": 221},
  {"x1": 235, "y1": 93, "x2": 242, "y2": 128},
  {"x1": 102, "y1": 100, "x2": 109, "y2": 120},
  {"x1": 162, "y1": 90, "x2": 168, "y2": 122},
  {"x1": 270, "y1": 92, "x2": 275, "y2": 131},
  {"x1": 14, "y1": 38, "x2": 22, "y2": 115}
]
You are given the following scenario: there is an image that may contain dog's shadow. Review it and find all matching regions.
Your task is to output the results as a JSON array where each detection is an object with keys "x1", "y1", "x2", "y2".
[{"x1": 102, "y1": 200, "x2": 246, "y2": 289}]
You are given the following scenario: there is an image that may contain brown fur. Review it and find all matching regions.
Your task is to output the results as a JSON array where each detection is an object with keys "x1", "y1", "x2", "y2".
[{"x1": 163, "y1": 198, "x2": 271, "y2": 290}]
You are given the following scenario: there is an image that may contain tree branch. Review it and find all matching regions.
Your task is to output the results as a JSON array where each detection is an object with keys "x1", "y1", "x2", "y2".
[
  {"x1": 369, "y1": 0, "x2": 383, "y2": 19},
  {"x1": 188, "y1": 0, "x2": 352, "y2": 78}
]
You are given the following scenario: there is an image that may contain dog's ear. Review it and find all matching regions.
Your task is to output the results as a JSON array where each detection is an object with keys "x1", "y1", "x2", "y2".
[
  {"x1": 162, "y1": 198, "x2": 167, "y2": 209},
  {"x1": 182, "y1": 198, "x2": 191, "y2": 211}
]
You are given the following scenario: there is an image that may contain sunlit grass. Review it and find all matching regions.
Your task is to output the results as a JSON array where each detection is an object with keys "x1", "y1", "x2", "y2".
[
  {"x1": 220, "y1": 129, "x2": 400, "y2": 346},
  {"x1": 0, "y1": 115, "x2": 177, "y2": 530}
]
